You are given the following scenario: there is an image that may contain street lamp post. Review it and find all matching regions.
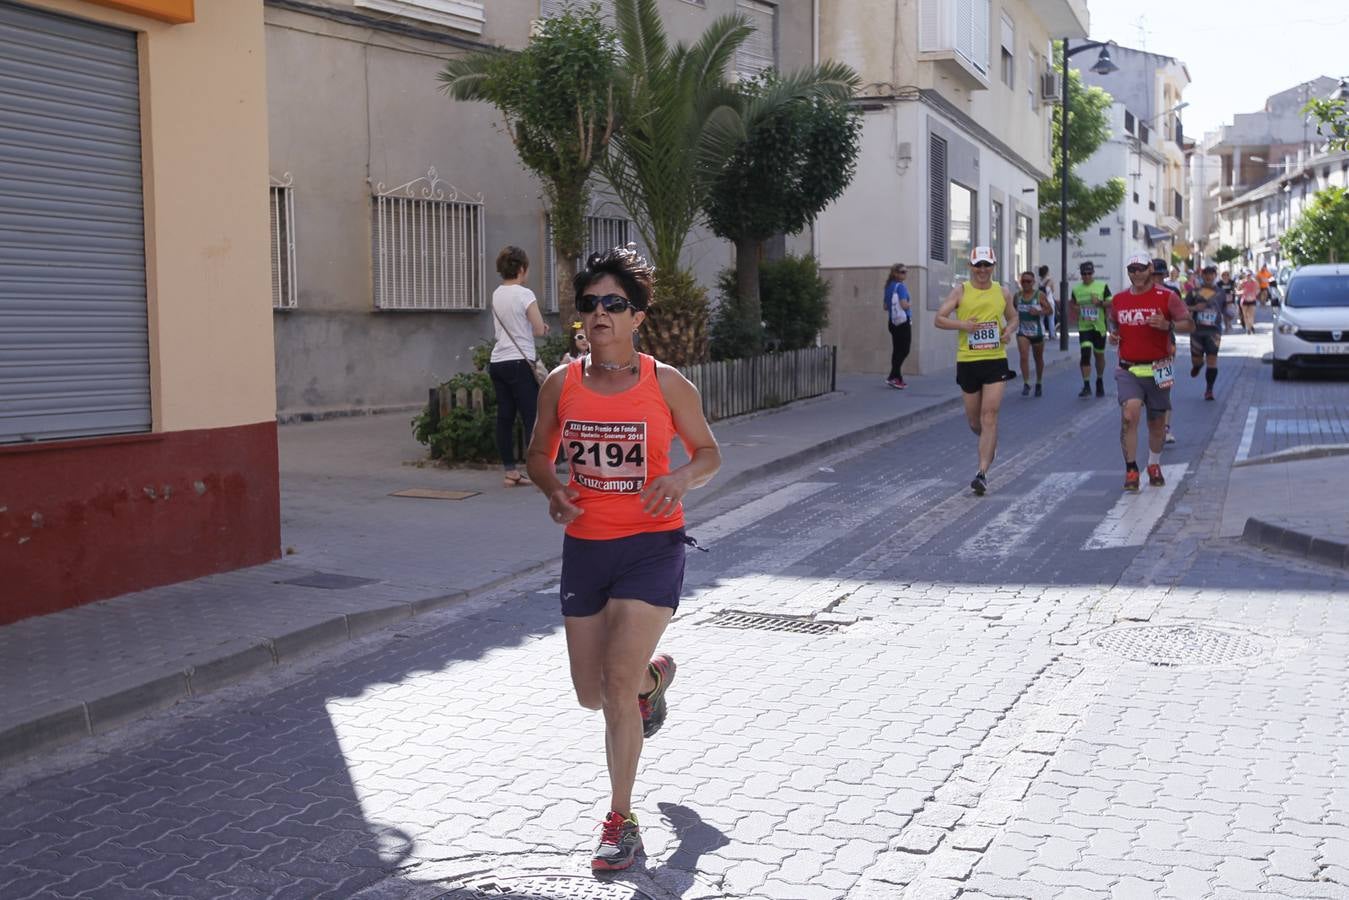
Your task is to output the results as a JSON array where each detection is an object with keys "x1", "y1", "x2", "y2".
[{"x1": 1058, "y1": 40, "x2": 1118, "y2": 350}]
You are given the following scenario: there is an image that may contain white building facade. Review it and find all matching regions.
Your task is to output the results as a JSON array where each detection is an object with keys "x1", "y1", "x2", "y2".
[{"x1": 815, "y1": 0, "x2": 1089, "y2": 375}]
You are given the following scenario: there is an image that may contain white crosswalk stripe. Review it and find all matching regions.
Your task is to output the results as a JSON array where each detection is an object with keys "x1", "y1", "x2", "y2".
[
  {"x1": 1082, "y1": 463, "x2": 1190, "y2": 549},
  {"x1": 958, "y1": 471, "x2": 1094, "y2": 558}
]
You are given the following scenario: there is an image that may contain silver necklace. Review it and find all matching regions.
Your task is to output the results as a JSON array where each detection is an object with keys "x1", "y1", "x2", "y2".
[{"x1": 590, "y1": 353, "x2": 638, "y2": 374}]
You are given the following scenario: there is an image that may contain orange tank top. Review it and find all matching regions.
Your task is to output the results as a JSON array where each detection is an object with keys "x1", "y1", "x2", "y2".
[{"x1": 554, "y1": 353, "x2": 685, "y2": 541}]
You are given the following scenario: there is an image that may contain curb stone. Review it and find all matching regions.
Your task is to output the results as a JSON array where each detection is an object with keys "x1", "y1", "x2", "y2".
[{"x1": 1241, "y1": 517, "x2": 1349, "y2": 571}]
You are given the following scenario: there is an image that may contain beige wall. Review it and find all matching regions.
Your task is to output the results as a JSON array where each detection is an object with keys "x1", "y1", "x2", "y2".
[{"x1": 26, "y1": 0, "x2": 276, "y2": 434}]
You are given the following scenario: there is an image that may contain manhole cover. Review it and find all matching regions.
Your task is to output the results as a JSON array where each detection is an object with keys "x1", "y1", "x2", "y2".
[
  {"x1": 1092, "y1": 623, "x2": 1267, "y2": 666},
  {"x1": 391, "y1": 488, "x2": 480, "y2": 500},
  {"x1": 436, "y1": 875, "x2": 656, "y2": 899},
  {"x1": 706, "y1": 610, "x2": 841, "y2": 635}
]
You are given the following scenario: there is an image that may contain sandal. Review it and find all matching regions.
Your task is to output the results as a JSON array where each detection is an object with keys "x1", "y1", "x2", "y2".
[{"x1": 503, "y1": 471, "x2": 528, "y2": 487}]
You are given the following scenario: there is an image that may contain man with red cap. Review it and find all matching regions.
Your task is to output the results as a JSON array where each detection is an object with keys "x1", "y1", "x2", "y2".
[
  {"x1": 1108, "y1": 254, "x2": 1195, "y2": 491},
  {"x1": 935, "y1": 246, "x2": 1018, "y2": 496}
]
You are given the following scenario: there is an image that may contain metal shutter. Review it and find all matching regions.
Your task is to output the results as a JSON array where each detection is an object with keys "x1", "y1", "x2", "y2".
[
  {"x1": 928, "y1": 134, "x2": 948, "y2": 261},
  {"x1": 0, "y1": 1, "x2": 149, "y2": 444},
  {"x1": 540, "y1": 0, "x2": 613, "y2": 21},
  {"x1": 735, "y1": 0, "x2": 776, "y2": 78}
]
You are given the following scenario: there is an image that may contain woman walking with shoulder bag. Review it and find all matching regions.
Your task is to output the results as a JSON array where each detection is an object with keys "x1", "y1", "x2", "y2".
[
  {"x1": 885, "y1": 263, "x2": 912, "y2": 389},
  {"x1": 489, "y1": 245, "x2": 549, "y2": 487}
]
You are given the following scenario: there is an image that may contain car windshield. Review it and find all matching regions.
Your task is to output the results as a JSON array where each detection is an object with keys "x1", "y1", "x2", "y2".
[{"x1": 1285, "y1": 274, "x2": 1349, "y2": 308}]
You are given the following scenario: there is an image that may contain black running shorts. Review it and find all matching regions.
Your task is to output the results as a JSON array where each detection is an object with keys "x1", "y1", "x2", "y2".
[
  {"x1": 955, "y1": 358, "x2": 1012, "y2": 394},
  {"x1": 1079, "y1": 330, "x2": 1107, "y2": 352}
]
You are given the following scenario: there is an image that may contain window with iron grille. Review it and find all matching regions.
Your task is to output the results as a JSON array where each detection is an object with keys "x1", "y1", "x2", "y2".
[
  {"x1": 270, "y1": 179, "x2": 297, "y2": 310},
  {"x1": 1124, "y1": 110, "x2": 1135, "y2": 134},
  {"x1": 929, "y1": 133, "x2": 949, "y2": 261},
  {"x1": 543, "y1": 213, "x2": 632, "y2": 313},
  {"x1": 734, "y1": 0, "x2": 776, "y2": 78},
  {"x1": 371, "y1": 173, "x2": 485, "y2": 311}
]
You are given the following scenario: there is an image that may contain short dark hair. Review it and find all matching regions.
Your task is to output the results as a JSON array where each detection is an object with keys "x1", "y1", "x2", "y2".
[
  {"x1": 1079, "y1": 261, "x2": 1094, "y2": 273},
  {"x1": 1020, "y1": 270, "x2": 1036, "y2": 280},
  {"x1": 573, "y1": 245, "x2": 655, "y2": 311},
  {"x1": 496, "y1": 245, "x2": 529, "y2": 280},
  {"x1": 1202, "y1": 264, "x2": 1218, "y2": 273},
  {"x1": 1037, "y1": 265, "x2": 1049, "y2": 277}
]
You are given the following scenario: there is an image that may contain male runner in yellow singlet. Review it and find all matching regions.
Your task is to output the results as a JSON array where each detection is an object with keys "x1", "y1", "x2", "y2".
[{"x1": 935, "y1": 246, "x2": 1018, "y2": 496}]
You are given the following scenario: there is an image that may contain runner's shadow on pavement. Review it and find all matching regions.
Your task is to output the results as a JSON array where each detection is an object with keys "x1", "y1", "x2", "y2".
[{"x1": 620, "y1": 802, "x2": 729, "y2": 895}]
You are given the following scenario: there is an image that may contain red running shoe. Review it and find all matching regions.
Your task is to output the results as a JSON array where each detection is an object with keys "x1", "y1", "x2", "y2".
[
  {"x1": 1147, "y1": 464, "x2": 1165, "y2": 487},
  {"x1": 639, "y1": 654, "x2": 676, "y2": 738},
  {"x1": 1124, "y1": 469, "x2": 1140, "y2": 492},
  {"x1": 592, "y1": 811, "x2": 642, "y2": 871}
]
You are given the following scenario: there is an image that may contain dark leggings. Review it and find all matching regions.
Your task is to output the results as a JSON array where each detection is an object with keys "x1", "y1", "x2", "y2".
[
  {"x1": 488, "y1": 359, "x2": 539, "y2": 468},
  {"x1": 888, "y1": 321, "x2": 912, "y2": 381}
]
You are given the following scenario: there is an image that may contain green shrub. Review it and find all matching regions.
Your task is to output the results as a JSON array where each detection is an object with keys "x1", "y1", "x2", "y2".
[
  {"x1": 710, "y1": 254, "x2": 831, "y2": 359},
  {"x1": 709, "y1": 270, "x2": 764, "y2": 361},
  {"x1": 412, "y1": 371, "x2": 512, "y2": 463},
  {"x1": 761, "y1": 254, "x2": 829, "y2": 351}
]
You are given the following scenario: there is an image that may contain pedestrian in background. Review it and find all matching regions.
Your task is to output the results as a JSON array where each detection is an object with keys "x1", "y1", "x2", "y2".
[
  {"x1": 884, "y1": 263, "x2": 912, "y2": 389},
  {"x1": 526, "y1": 247, "x2": 721, "y2": 873},
  {"x1": 566, "y1": 321, "x2": 590, "y2": 360},
  {"x1": 489, "y1": 245, "x2": 549, "y2": 487}
]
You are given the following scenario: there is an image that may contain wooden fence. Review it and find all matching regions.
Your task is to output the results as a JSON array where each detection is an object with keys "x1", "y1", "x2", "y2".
[{"x1": 680, "y1": 346, "x2": 837, "y2": 421}]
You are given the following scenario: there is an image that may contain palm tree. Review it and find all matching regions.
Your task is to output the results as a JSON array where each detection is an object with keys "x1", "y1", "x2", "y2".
[
  {"x1": 601, "y1": 0, "x2": 860, "y2": 364},
  {"x1": 439, "y1": 8, "x2": 618, "y2": 322}
]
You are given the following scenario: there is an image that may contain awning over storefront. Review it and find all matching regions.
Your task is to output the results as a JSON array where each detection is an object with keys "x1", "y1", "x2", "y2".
[{"x1": 1143, "y1": 225, "x2": 1172, "y2": 246}]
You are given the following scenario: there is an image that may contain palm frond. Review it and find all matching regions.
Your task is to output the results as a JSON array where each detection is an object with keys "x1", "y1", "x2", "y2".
[
  {"x1": 438, "y1": 52, "x2": 504, "y2": 101},
  {"x1": 614, "y1": 0, "x2": 669, "y2": 81},
  {"x1": 685, "y1": 14, "x2": 752, "y2": 90}
]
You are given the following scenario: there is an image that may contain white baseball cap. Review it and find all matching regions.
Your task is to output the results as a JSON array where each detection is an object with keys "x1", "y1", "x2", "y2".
[
  {"x1": 1125, "y1": 253, "x2": 1152, "y2": 270},
  {"x1": 969, "y1": 246, "x2": 996, "y2": 265}
]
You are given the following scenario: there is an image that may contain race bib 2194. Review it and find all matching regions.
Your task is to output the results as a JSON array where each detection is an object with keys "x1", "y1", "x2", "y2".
[{"x1": 563, "y1": 420, "x2": 647, "y2": 494}]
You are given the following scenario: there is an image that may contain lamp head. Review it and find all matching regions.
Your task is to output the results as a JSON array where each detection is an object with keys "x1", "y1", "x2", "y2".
[{"x1": 1090, "y1": 48, "x2": 1119, "y2": 75}]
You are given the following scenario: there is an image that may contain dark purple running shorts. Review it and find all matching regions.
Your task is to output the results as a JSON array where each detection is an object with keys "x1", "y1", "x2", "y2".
[{"x1": 559, "y1": 528, "x2": 687, "y2": 617}]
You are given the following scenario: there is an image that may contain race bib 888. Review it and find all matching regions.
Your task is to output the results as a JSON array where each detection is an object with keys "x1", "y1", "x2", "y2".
[{"x1": 563, "y1": 420, "x2": 647, "y2": 494}]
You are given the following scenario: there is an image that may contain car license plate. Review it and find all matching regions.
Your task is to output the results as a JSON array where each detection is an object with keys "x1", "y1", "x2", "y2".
[{"x1": 1314, "y1": 344, "x2": 1349, "y2": 354}]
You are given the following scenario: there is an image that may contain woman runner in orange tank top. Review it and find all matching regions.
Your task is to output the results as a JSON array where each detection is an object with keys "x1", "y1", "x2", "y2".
[{"x1": 525, "y1": 247, "x2": 721, "y2": 872}]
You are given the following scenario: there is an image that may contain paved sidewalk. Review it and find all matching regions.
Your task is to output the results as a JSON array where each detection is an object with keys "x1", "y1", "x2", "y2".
[{"x1": 0, "y1": 369, "x2": 969, "y2": 766}]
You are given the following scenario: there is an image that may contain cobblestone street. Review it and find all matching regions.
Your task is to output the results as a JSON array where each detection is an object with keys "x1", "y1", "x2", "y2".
[{"x1": 2, "y1": 345, "x2": 1347, "y2": 900}]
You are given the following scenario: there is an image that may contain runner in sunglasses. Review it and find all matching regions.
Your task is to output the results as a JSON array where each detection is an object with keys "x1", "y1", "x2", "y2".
[
  {"x1": 525, "y1": 247, "x2": 721, "y2": 872},
  {"x1": 934, "y1": 246, "x2": 1018, "y2": 496}
]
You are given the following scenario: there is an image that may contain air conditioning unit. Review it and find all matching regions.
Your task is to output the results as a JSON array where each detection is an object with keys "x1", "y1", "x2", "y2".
[{"x1": 1040, "y1": 71, "x2": 1063, "y2": 102}]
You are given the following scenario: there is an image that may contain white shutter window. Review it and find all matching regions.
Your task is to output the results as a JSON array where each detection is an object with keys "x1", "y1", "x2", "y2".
[
  {"x1": 971, "y1": 0, "x2": 990, "y2": 73},
  {"x1": 735, "y1": 0, "x2": 776, "y2": 78},
  {"x1": 371, "y1": 173, "x2": 485, "y2": 311},
  {"x1": 269, "y1": 178, "x2": 298, "y2": 310},
  {"x1": 954, "y1": 0, "x2": 973, "y2": 65},
  {"x1": 918, "y1": 0, "x2": 945, "y2": 52},
  {"x1": 541, "y1": 0, "x2": 613, "y2": 21},
  {"x1": 1000, "y1": 13, "x2": 1014, "y2": 54}
]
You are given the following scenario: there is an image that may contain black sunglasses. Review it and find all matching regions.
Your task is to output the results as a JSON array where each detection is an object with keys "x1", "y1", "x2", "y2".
[
  {"x1": 1126, "y1": 265, "x2": 1149, "y2": 273},
  {"x1": 577, "y1": 293, "x2": 637, "y2": 314},
  {"x1": 972, "y1": 261, "x2": 994, "y2": 268}
]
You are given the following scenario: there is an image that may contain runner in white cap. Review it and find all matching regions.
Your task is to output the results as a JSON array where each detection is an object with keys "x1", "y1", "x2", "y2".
[{"x1": 935, "y1": 246, "x2": 1018, "y2": 496}]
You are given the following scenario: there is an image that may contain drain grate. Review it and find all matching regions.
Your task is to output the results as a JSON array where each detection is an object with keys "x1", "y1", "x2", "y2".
[
  {"x1": 1092, "y1": 623, "x2": 1267, "y2": 667},
  {"x1": 436, "y1": 875, "x2": 656, "y2": 899},
  {"x1": 706, "y1": 610, "x2": 841, "y2": 635}
]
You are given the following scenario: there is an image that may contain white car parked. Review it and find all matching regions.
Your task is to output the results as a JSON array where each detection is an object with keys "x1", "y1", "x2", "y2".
[{"x1": 1272, "y1": 264, "x2": 1349, "y2": 380}]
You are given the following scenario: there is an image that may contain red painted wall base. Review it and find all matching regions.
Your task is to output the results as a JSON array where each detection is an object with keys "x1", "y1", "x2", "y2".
[{"x1": 0, "y1": 421, "x2": 280, "y2": 625}]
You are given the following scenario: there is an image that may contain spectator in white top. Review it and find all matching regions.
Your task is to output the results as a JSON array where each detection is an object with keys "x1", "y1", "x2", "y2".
[{"x1": 490, "y1": 245, "x2": 549, "y2": 486}]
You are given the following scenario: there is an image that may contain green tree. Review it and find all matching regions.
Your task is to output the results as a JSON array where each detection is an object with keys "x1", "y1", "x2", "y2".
[
  {"x1": 1282, "y1": 186, "x2": 1349, "y2": 265},
  {"x1": 701, "y1": 68, "x2": 862, "y2": 332},
  {"x1": 439, "y1": 5, "x2": 617, "y2": 321},
  {"x1": 1305, "y1": 95, "x2": 1349, "y2": 152},
  {"x1": 1213, "y1": 244, "x2": 1242, "y2": 265},
  {"x1": 1039, "y1": 47, "x2": 1127, "y2": 241}
]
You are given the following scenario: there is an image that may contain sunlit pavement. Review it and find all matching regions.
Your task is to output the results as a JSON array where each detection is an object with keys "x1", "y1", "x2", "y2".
[{"x1": 2, "y1": 315, "x2": 1347, "y2": 900}]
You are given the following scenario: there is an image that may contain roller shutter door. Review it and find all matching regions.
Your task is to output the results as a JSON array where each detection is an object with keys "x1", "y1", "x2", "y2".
[{"x1": 0, "y1": 1, "x2": 150, "y2": 444}]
